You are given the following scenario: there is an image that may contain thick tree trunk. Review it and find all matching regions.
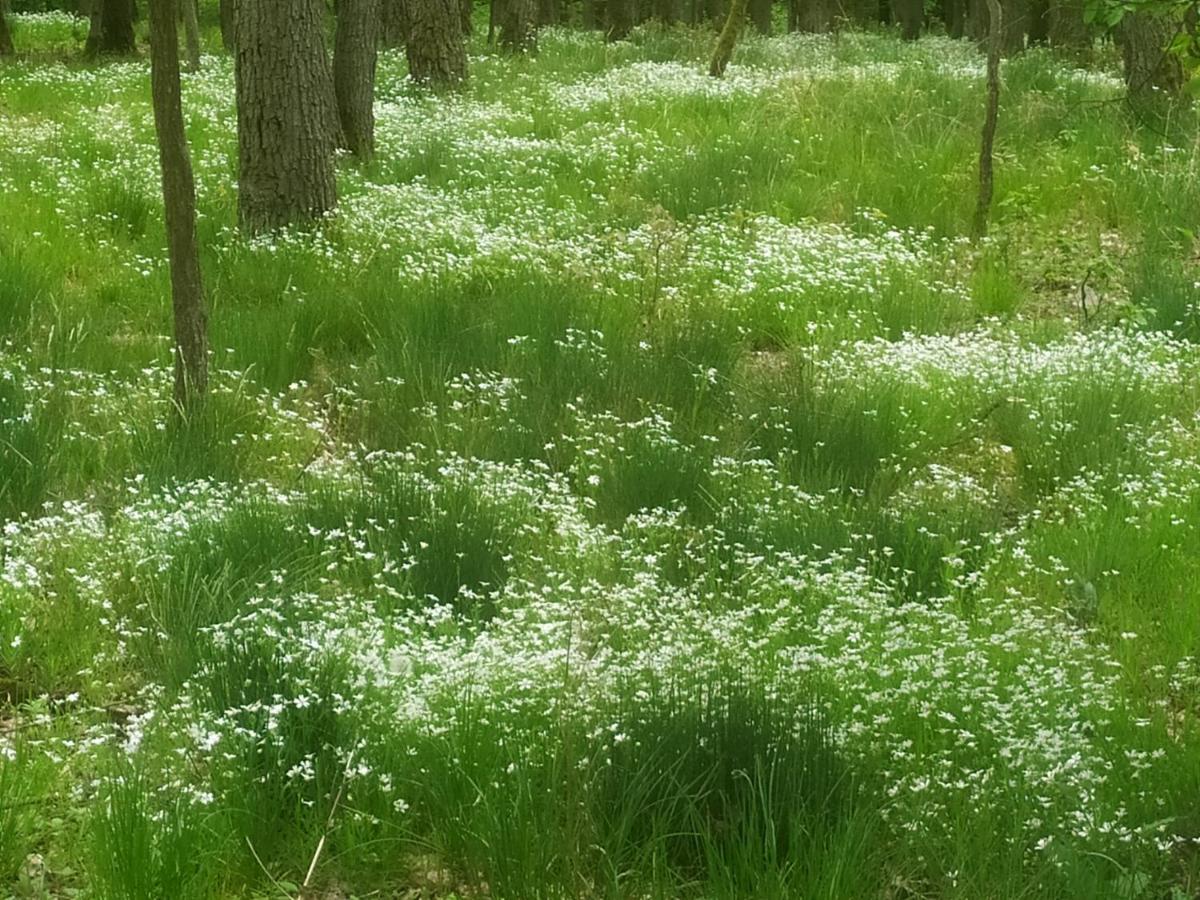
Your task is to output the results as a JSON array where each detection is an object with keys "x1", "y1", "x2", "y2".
[
  {"x1": 181, "y1": 0, "x2": 201, "y2": 69},
  {"x1": 218, "y1": 0, "x2": 234, "y2": 49},
  {"x1": 709, "y1": 0, "x2": 747, "y2": 75},
  {"x1": 795, "y1": 0, "x2": 835, "y2": 31},
  {"x1": 86, "y1": 0, "x2": 137, "y2": 55},
  {"x1": 461, "y1": 0, "x2": 474, "y2": 32},
  {"x1": 606, "y1": 0, "x2": 632, "y2": 38},
  {"x1": 1117, "y1": 11, "x2": 1184, "y2": 102},
  {"x1": 335, "y1": 0, "x2": 380, "y2": 158},
  {"x1": 405, "y1": 0, "x2": 467, "y2": 87},
  {"x1": 892, "y1": 0, "x2": 921, "y2": 38},
  {"x1": 973, "y1": 0, "x2": 1001, "y2": 239},
  {"x1": 0, "y1": 6, "x2": 13, "y2": 56},
  {"x1": 235, "y1": 0, "x2": 339, "y2": 233},
  {"x1": 499, "y1": 0, "x2": 536, "y2": 48},
  {"x1": 654, "y1": 0, "x2": 677, "y2": 24},
  {"x1": 537, "y1": 0, "x2": 558, "y2": 24},
  {"x1": 149, "y1": 0, "x2": 208, "y2": 409},
  {"x1": 749, "y1": 0, "x2": 770, "y2": 33},
  {"x1": 382, "y1": 0, "x2": 408, "y2": 45},
  {"x1": 1000, "y1": 0, "x2": 1025, "y2": 52},
  {"x1": 1047, "y1": 0, "x2": 1088, "y2": 48}
]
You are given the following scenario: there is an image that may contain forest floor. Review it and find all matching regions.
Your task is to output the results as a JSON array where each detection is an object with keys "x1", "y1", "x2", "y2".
[{"x1": 3, "y1": 11, "x2": 1200, "y2": 899}]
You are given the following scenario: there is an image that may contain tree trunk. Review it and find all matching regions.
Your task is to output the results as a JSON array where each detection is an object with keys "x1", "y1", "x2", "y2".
[
  {"x1": 235, "y1": 0, "x2": 339, "y2": 233},
  {"x1": 0, "y1": 4, "x2": 13, "y2": 56},
  {"x1": 1117, "y1": 11, "x2": 1184, "y2": 102},
  {"x1": 499, "y1": 0, "x2": 536, "y2": 48},
  {"x1": 181, "y1": 0, "x2": 201, "y2": 69},
  {"x1": 335, "y1": 0, "x2": 380, "y2": 159},
  {"x1": 655, "y1": 0, "x2": 677, "y2": 24},
  {"x1": 461, "y1": 0, "x2": 474, "y2": 33},
  {"x1": 218, "y1": 0, "x2": 234, "y2": 49},
  {"x1": 606, "y1": 0, "x2": 632, "y2": 38},
  {"x1": 944, "y1": 0, "x2": 965, "y2": 37},
  {"x1": 795, "y1": 0, "x2": 835, "y2": 31},
  {"x1": 405, "y1": 0, "x2": 467, "y2": 87},
  {"x1": 584, "y1": 0, "x2": 605, "y2": 27},
  {"x1": 537, "y1": 0, "x2": 558, "y2": 25},
  {"x1": 1000, "y1": 0, "x2": 1025, "y2": 52},
  {"x1": 1047, "y1": 0, "x2": 1088, "y2": 49},
  {"x1": 1026, "y1": 0, "x2": 1047, "y2": 43},
  {"x1": 749, "y1": 0, "x2": 770, "y2": 33},
  {"x1": 709, "y1": 0, "x2": 747, "y2": 75},
  {"x1": 86, "y1": 0, "x2": 137, "y2": 55},
  {"x1": 892, "y1": 0, "x2": 921, "y2": 38},
  {"x1": 973, "y1": 0, "x2": 1001, "y2": 239},
  {"x1": 149, "y1": 0, "x2": 208, "y2": 409},
  {"x1": 382, "y1": 0, "x2": 408, "y2": 45}
]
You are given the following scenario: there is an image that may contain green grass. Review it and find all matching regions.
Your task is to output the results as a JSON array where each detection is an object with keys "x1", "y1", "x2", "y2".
[{"x1": 2, "y1": 9, "x2": 1200, "y2": 899}]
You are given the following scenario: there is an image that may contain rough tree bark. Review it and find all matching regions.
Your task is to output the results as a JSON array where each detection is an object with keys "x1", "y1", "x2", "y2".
[
  {"x1": 86, "y1": 0, "x2": 137, "y2": 55},
  {"x1": 381, "y1": 0, "x2": 408, "y2": 45},
  {"x1": 709, "y1": 0, "x2": 748, "y2": 75},
  {"x1": 148, "y1": 0, "x2": 208, "y2": 409},
  {"x1": 461, "y1": 0, "x2": 474, "y2": 32},
  {"x1": 405, "y1": 0, "x2": 467, "y2": 87},
  {"x1": 1047, "y1": 0, "x2": 1089, "y2": 49},
  {"x1": 973, "y1": 0, "x2": 1001, "y2": 239},
  {"x1": 1117, "y1": 11, "x2": 1185, "y2": 103},
  {"x1": 749, "y1": 0, "x2": 770, "y2": 33},
  {"x1": 335, "y1": 0, "x2": 381, "y2": 159},
  {"x1": 181, "y1": 0, "x2": 201, "y2": 69},
  {"x1": 499, "y1": 0, "x2": 536, "y2": 48},
  {"x1": 235, "y1": 0, "x2": 340, "y2": 233},
  {"x1": 606, "y1": 0, "x2": 633, "y2": 39}
]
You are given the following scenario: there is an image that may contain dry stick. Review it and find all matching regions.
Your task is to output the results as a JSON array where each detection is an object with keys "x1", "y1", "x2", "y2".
[
  {"x1": 972, "y1": 0, "x2": 1002, "y2": 240},
  {"x1": 302, "y1": 753, "x2": 354, "y2": 893}
]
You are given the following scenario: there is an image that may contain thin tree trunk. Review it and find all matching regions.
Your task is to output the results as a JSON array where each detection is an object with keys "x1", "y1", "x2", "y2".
[
  {"x1": 709, "y1": 0, "x2": 747, "y2": 76},
  {"x1": 218, "y1": 0, "x2": 234, "y2": 49},
  {"x1": 235, "y1": 0, "x2": 340, "y2": 233},
  {"x1": 944, "y1": 0, "x2": 965, "y2": 37},
  {"x1": 181, "y1": 0, "x2": 201, "y2": 69},
  {"x1": 973, "y1": 0, "x2": 1001, "y2": 239},
  {"x1": 0, "y1": 4, "x2": 13, "y2": 56},
  {"x1": 487, "y1": 0, "x2": 500, "y2": 41},
  {"x1": 335, "y1": 0, "x2": 381, "y2": 159},
  {"x1": 149, "y1": 0, "x2": 208, "y2": 409},
  {"x1": 405, "y1": 0, "x2": 467, "y2": 87}
]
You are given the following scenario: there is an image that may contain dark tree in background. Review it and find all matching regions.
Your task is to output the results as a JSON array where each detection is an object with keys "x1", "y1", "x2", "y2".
[
  {"x1": 235, "y1": 0, "x2": 340, "y2": 232},
  {"x1": 973, "y1": 0, "x2": 1002, "y2": 238},
  {"x1": 1047, "y1": 0, "x2": 1090, "y2": 48},
  {"x1": 1118, "y1": 10, "x2": 1185, "y2": 102},
  {"x1": 335, "y1": 0, "x2": 381, "y2": 159},
  {"x1": 406, "y1": 0, "x2": 468, "y2": 87},
  {"x1": 218, "y1": 0, "x2": 234, "y2": 49},
  {"x1": 86, "y1": 0, "x2": 136, "y2": 55},
  {"x1": 749, "y1": 0, "x2": 770, "y2": 34},
  {"x1": 606, "y1": 0, "x2": 632, "y2": 38},
  {"x1": 181, "y1": 0, "x2": 200, "y2": 69},
  {"x1": 709, "y1": 0, "x2": 747, "y2": 75},
  {"x1": 893, "y1": 0, "x2": 923, "y2": 38},
  {"x1": 148, "y1": 0, "x2": 208, "y2": 408},
  {"x1": 499, "y1": 0, "x2": 537, "y2": 49},
  {"x1": 0, "y1": 1, "x2": 13, "y2": 56}
]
